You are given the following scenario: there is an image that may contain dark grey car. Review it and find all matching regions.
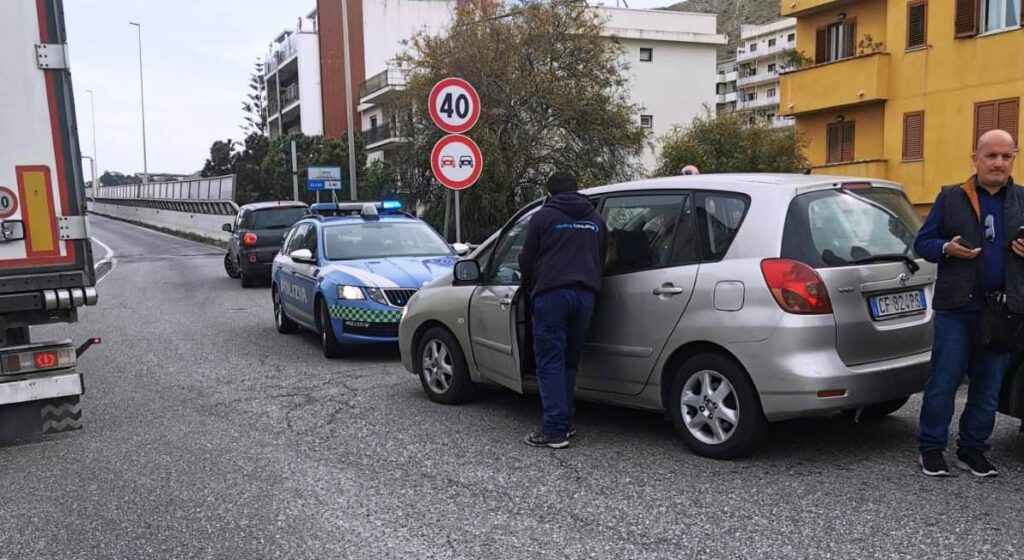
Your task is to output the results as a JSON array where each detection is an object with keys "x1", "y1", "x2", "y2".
[{"x1": 223, "y1": 202, "x2": 308, "y2": 287}]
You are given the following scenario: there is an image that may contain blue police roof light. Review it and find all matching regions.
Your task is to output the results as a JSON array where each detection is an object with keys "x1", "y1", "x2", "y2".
[{"x1": 381, "y1": 200, "x2": 402, "y2": 211}]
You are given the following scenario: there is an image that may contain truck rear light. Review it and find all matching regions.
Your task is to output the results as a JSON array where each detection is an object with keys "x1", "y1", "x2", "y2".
[
  {"x1": 243, "y1": 232, "x2": 258, "y2": 246},
  {"x1": 760, "y1": 259, "x2": 833, "y2": 315},
  {"x1": 1, "y1": 345, "x2": 76, "y2": 375}
]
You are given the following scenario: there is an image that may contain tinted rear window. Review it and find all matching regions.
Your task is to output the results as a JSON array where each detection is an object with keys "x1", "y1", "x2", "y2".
[
  {"x1": 782, "y1": 187, "x2": 922, "y2": 268},
  {"x1": 250, "y1": 208, "x2": 308, "y2": 230}
]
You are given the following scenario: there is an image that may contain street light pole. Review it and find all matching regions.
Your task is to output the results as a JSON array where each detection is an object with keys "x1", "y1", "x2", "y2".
[
  {"x1": 86, "y1": 89, "x2": 98, "y2": 177},
  {"x1": 340, "y1": 0, "x2": 358, "y2": 200},
  {"x1": 129, "y1": 22, "x2": 149, "y2": 186}
]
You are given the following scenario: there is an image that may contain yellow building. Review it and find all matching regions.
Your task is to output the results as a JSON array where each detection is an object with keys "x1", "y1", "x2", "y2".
[{"x1": 779, "y1": 0, "x2": 1023, "y2": 208}]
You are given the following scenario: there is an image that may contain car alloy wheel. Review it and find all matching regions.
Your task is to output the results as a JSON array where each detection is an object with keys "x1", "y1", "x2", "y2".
[
  {"x1": 680, "y1": 369, "x2": 739, "y2": 445},
  {"x1": 422, "y1": 339, "x2": 454, "y2": 394}
]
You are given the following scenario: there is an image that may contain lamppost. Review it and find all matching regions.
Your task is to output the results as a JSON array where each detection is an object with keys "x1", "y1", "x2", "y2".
[
  {"x1": 86, "y1": 89, "x2": 98, "y2": 177},
  {"x1": 129, "y1": 22, "x2": 149, "y2": 186}
]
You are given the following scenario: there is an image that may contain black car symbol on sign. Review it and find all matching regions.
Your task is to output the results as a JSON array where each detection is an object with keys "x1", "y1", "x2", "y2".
[{"x1": 459, "y1": 156, "x2": 474, "y2": 168}]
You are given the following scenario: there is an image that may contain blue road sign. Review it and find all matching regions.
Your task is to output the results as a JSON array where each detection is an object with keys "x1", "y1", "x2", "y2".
[{"x1": 308, "y1": 180, "x2": 325, "y2": 191}]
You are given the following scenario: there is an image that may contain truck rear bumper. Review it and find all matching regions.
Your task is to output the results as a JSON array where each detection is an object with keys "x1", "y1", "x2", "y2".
[{"x1": 0, "y1": 372, "x2": 82, "y2": 407}]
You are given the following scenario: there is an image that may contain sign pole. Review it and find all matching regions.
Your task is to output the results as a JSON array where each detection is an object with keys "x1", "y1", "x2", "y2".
[
  {"x1": 443, "y1": 189, "x2": 451, "y2": 241},
  {"x1": 290, "y1": 139, "x2": 298, "y2": 202},
  {"x1": 454, "y1": 190, "x2": 462, "y2": 244}
]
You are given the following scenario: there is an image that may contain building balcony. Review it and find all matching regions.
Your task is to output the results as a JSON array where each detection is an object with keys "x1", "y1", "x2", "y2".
[
  {"x1": 737, "y1": 71, "x2": 780, "y2": 88},
  {"x1": 780, "y1": 53, "x2": 889, "y2": 117},
  {"x1": 811, "y1": 159, "x2": 888, "y2": 179},
  {"x1": 280, "y1": 83, "x2": 300, "y2": 110},
  {"x1": 266, "y1": 35, "x2": 298, "y2": 75},
  {"x1": 736, "y1": 43, "x2": 793, "y2": 63},
  {"x1": 359, "y1": 68, "x2": 407, "y2": 106},
  {"x1": 717, "y1": 92, "x2": 738, "y2": 104},
  {"x1": 362, "y1": 124, "x2": 407, "y2": 150},
  {"x1": 717, "y1": 70, "x2": 738, "y2": 84},
  {"x1": 781, "y1": 0, "x2": 854, "y2": 18},
  {"x1": 738, "y1": 96, "x2": 780, "y2": 111}
]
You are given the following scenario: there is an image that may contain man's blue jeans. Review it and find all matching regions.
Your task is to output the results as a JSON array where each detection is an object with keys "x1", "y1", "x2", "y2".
[
  {"x1": 918, "y1": 310, "x2": 1010, "y2": 453},
  {"x1": 532, "y1": 287, "x2": 596, "y2": 439}
]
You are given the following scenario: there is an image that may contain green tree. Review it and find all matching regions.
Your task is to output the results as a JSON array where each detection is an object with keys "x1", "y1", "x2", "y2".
[
  {"x1": 200, "y1": 139, "x2": 236, "y2": 178},
  {"x1": 241, "y1": 59, "x2": 268, "y2": 136},
  {"x1": 392, "y1": 1, "x2": 646, "y2": 241},
  {"x1": 656, "y1": 109, "x2": 809, "y2": 176}
]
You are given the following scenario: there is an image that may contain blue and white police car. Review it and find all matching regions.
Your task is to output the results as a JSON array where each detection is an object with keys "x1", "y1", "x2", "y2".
[{"x1": 271, "y1": 201, "x2": 466, "y2": 358}]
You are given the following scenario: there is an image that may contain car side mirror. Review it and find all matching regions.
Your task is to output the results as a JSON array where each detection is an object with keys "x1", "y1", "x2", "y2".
[
  {"x1": 452, "y1": 242, "x2": 471, "y2": 256},
  {"x1": 290, "y1": 249, "x2": 315, "y2": 264},
  {"x1": 222, "y1": 223, "x2": 233, "y2": 233},
  {"x1": 1, "y1": 220, "x2": 25, "y2": 242},
  {"x1": 454, "y1": 259, "x2": 482, "y2": 284}
]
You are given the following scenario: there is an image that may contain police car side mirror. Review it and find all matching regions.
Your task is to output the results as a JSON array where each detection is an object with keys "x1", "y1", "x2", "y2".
[
  {"x1": 222, "y1": 223, "x2": 233, "y2": 233},
  {"x1": 290, "y1": 249, "x2": 315, "y2": 264},
  {"x1": 452, "y1": 242, "x2": 471, "y2": 256},
  {"x1": 453, "y1": 260, "x2": 481, "y2": 285}
]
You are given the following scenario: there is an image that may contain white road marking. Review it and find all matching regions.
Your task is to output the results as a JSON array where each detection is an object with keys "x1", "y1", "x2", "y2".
[{"x1": 92, "y1": 236, "x2": 117, "y2": 285}]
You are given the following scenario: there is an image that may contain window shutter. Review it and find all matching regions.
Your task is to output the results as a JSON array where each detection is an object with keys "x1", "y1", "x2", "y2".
[
  {"x1": 844, "y1": 21, "x2": 857, "y2": 58},
  {"x1": 816, "y1": 26, "x2": 828, "y2": 63},
  {"x1": 955, "y1": 0, "x2": 978, "y2": 38},
  {"x1": 903, "y1": 112, "x2": 924, "y2": 160},
  {"x1": 827, "y1": 123, "x2": 841, "y2": 163},
  {"x1": 907, "y1": 1, "x2": 928, "y2": 49},
  {"x1": 975, "y1": 101, "x2": 997, "y2": 146},
  {"x1": 997, "y1": 99, "x2": 1020, "y2": 144},
  {"x1": 841, "y1": 121, "x2": 856, "y2": 162}
]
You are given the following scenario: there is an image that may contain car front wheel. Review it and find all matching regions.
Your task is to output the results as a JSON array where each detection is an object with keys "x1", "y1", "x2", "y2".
[
  {"x1": 273, "y1": 288, "x2": 298, "y2": 334},
  {"x1": 417, "y1": 327, "x2": 476, "y2": 404},
  {"x1": 669, "y1": 353, "x2": 767, "y2": 459},
  {"x1": 318, "y1": 300, "x2": 346, "y2": 359}
]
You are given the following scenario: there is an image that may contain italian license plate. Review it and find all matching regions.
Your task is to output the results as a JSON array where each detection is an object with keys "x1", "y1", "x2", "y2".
[{"x1": 869, "y1": 289, "x2": 926, "y2": 320}]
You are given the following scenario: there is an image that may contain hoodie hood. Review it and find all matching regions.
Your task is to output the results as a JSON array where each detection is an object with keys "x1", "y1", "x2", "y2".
[{"x1": 545, "y1": 191, "x2": 595, "y2": 220}]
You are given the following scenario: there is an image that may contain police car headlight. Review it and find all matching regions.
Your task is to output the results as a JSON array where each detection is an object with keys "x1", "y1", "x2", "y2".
[
  {"x1": 338, "y1": 285, "x2": 365, "y2": 300},
  {"x1": 364, "y1": 287, "x2": 389, "y2": 306}
]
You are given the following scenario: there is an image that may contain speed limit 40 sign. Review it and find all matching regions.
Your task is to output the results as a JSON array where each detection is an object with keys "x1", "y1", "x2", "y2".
[
  {"x1": 429, "y1": 77, "x2": 480, "y2": 134},
  {"x1": 0, "y1": 186, "x2": 18, "y2": 219}
]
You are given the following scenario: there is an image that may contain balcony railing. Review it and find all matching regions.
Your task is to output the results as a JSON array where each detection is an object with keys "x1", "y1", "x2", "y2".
[
  {"x1": 780, "y1": 53, "x2": 890, "y2": 117},
  {"x1": 736, "y1": 71, "x2": 780, "y2": 88},
  {"x1": 266, "y1": 35, "x2": 298, "y2": 75},
  {"x1": 280, "y1": 83, "x2": 300, "y2": 109},
  {"x1": 736, "y1": 44, "x2": 794, "y2": 62},
  {"x1": 361, "y1": 124, "x2": 405, "y2": 147},
  {"x1": 737, "y1": 96, "x2": 780, "y2": 111},
  {"x1": 359, "y1": 68, "x2": 407, "y2": 99}
]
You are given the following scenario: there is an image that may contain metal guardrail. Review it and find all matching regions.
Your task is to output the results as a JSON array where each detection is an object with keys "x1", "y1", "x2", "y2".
[
  {"x1": 93, "y1": 198, "x2": 238, "y2": 216},
  {"x1": 93, "y1": 175, "x2": 236, "y2": 202}
]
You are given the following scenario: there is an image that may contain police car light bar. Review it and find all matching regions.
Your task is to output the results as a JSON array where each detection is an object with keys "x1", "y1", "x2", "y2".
[{"x1": 309, "y1": 200, "x2": 403, "y2": 217}]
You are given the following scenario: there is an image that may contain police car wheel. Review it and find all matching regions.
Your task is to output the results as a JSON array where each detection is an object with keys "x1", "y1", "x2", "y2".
[
  {"x1": 318, "y1": 300, "x2": 346, "y2": 359},
  {"x1": 417, "y1": 327, "x2": 476, "y2": 404},
  {"x1": 273, "y1": 288, "x2": 298, "y2": 334},
  {"x1": 224, "y1": 253, "x2": 240, "y2": 279}
]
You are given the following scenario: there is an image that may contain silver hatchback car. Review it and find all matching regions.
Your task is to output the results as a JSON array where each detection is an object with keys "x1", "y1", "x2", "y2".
[{"x1": 399, "y1": 174, "x2": 935, "y2": 458}]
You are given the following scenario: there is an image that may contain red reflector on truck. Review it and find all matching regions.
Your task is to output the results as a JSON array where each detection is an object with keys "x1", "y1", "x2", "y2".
[{"x1": 34, "y1": 351, "x2": 58, "y2": 369}]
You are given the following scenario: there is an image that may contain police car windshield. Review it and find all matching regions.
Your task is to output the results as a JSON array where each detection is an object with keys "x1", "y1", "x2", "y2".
[{"x1": 323, "y1": 222, "x2": 452, "y2": 260}]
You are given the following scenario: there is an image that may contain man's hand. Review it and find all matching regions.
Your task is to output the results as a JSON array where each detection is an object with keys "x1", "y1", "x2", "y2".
[
  {"x1": 1012, "y1": 239, "x2": 1024, "y2": 258},
  {"x1": 946, "y1": 236, "x2": 981, "y2": 259}
]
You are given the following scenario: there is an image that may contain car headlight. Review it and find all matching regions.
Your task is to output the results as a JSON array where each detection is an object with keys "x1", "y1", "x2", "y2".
[
  {"x1": 338, "y1": 285, "x2": 365, "y2": 300},
  {"x1": 364, "y1": 287, "x2": 389, "y2": 306}
]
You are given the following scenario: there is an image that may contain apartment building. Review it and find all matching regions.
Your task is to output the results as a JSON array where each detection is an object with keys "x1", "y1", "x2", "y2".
[
  {"x1": 266, "y1": 10, "x2": 324, "y2": 140},
  {"x1": 734, "y1": 18, "x2": 797, "y2": 127},
  {"x1": 779, "y1": 0, "x2": 1022, "y2": 206}
]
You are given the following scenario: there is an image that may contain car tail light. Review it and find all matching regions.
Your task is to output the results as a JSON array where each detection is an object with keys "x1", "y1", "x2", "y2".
[
  {"x1": 243, "y1": 232, "x2": 258, "y2": 246},
  {"x1": 1, "y1": 345, "x2": 76, "y2": 375},
  {"x1": 760, "y1": 259, "x2": 833, "y2": 314}
]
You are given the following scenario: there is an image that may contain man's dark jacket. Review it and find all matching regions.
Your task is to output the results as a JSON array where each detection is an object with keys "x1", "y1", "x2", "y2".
[{"x1": 518, "y1": 192, "x2": 607, "y2": 296}]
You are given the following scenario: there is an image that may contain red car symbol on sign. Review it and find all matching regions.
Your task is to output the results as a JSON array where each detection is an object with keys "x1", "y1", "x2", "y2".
[{"x1": 440, "y1": 156, "x2": 456, "y2": 168}]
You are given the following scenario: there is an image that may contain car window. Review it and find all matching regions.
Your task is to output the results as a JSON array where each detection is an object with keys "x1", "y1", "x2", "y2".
[
  {"x1": 251, "y1": 207, "x2": 308, "y2": 230},
  {"x1": 695, "y1": 193, "x2": 749, "y2": 261},
  {"x1": 280, "y1": 226, "x2": 297, "y2": 254},
  {"x1": 303, "y1": 224, "x2": 320, "y2": 258},
  {"x1": 235, "y1": 211, "x2": 246, "y2": 231},
  {"x1": 285, "y1": 223, "x2": 310, "y2": 255},
  {"x1": 322, "y1": 222, "x2": 453, "y2": 260},
  {"x1": 487, "y1": 212, "x2": 534, "y2": 285},
  {"x1": 602, "y1": 194, "x2": 693, "y2": 275},
  {"x1": 782, "y1": 187, "x2": 921, "y2": 268}
]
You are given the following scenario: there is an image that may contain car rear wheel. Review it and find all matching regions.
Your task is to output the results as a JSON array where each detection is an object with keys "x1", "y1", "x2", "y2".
[
  {"x1": 318, "y1": 299, "x2": 346, "y2": 359},
  {"x1": 273, "y1": 288, "x2": 298, "y2": 334},
  {"x1": 417, "y1": 327, "x2": 476, "y2": 404},
  {"x1": 224, "y1": 253, "x2": 240, "y2": 279},
  {"x1": 669, "y1": 353, "x2": 767, "y2": 459}
]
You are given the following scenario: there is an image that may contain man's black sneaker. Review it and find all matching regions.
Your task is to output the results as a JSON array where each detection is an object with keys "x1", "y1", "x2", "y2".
[
  {"x1": 567, "y1": 426, "x2": 577, "y2": 439},
  {"x1": 920, "y1": 450, "x2": 950, "y2": 477},
  {"x1": 524, "y1": 430, "x2": 569, "y2": 449},
  {"x1": 955, "y1": 450, "x2": 998, "y2": 478}
]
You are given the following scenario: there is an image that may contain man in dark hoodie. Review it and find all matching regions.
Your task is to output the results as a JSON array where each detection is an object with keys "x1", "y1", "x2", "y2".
[{"x1": 518, "y1": 171, "x2": 607, "y2": 449}]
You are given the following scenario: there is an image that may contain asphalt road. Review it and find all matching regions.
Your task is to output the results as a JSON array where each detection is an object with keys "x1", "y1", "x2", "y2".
[{"x1": 1, "y1": 214, "x2": 1023, "y2": 559}]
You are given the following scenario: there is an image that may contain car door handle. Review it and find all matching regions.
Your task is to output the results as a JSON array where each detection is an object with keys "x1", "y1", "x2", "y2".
[
  {"x1": 499, "y1": 297, "x2": 513, "y2": 307},
  {"x1": 653, "y1": 284, "x2": 685, "y2": 296}
]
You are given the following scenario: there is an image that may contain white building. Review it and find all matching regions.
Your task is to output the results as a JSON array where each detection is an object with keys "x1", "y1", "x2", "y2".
[
  {"x1": 357, "y1": 0, "x2": 459, "y2": 163},
  {"x1": 598, "y1": 7, "x2": 727, "y2": 173},
  {"x1": 733, "y1": 18, "x2": 796, "y2": 128},
  {"x1": 266, "y1": 10, "x2": 324, "y2": 140}
]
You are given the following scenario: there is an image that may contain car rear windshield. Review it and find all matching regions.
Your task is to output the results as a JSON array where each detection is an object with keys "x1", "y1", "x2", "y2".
[
  {"x1": 781, "y1": 187, "x2": 922, "y2": 268},
  {"x1": 250, "y1": 207, "x2": 308, "y2": 230},
  {"x1": 323, "y1": 222, "x2": 452, "y2": 260}
]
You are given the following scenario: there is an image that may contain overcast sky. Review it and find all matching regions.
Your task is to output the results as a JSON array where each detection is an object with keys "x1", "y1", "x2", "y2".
[{"x1": 65, "y1": 0, "x2": 677, "y2": 177}]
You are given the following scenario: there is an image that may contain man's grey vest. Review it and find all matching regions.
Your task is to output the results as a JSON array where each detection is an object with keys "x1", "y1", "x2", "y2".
[{"x1": 933, "y1": 178, "x2": 1024, "y2": 313}]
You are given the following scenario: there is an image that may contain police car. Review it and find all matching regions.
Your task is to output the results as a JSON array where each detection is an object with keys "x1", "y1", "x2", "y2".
[{"x1": 271, "y1": 201, "x2": 466, "y2": 358}]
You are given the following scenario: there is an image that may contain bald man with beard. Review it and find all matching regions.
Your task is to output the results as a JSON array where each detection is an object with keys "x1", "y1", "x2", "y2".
[{"x1": 914, "y1": 129, "x2": 1022, "y2": 478}]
